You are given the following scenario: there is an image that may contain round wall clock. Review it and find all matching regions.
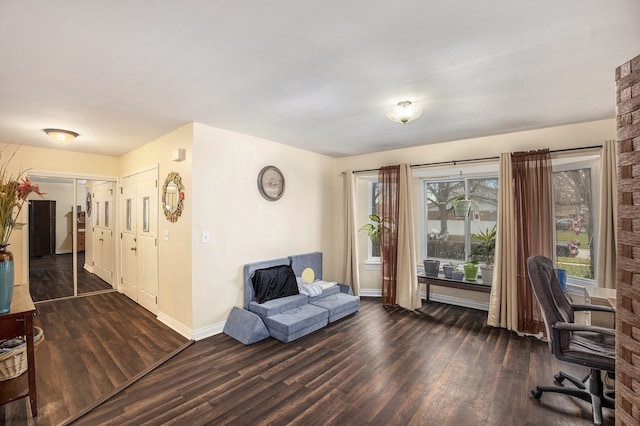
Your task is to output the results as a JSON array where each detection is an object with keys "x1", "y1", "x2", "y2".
[{"x1": 257, "y1": 165, "x2": 285, "y2": 201}]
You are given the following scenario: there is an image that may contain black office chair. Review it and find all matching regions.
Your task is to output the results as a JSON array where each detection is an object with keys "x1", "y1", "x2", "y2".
[{"x1": 527, "y1": 255, "x2": 615, "y2": 425}]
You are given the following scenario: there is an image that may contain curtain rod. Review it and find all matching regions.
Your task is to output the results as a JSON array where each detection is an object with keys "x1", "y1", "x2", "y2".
[{"x1": 344, "y1": 144, "x2": 603, "y2": 175}]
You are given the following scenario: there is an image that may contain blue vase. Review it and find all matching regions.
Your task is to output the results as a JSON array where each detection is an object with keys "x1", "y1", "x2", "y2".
[{"x1": 0, "y1": 247, "x2": 14, "y2": 314}]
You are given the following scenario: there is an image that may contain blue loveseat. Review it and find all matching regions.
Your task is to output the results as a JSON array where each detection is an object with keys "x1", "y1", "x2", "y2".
[{"x1": 223, "y1": 252, "x2": 359, "y2": 344}]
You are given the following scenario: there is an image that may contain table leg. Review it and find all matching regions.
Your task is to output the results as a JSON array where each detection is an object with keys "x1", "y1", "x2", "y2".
[{"x1": 25, "y1": 315, "x2": 37, "y2": 417}]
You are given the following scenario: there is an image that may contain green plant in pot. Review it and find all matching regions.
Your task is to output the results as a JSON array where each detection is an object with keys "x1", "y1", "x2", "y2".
[
  {"x1": 463, "y1": 259, "x2": 479, "y2": 281},
  {"x1": 359, "y1": 214, "x2": 383, "y2": 242},
  {"x1": 470, "y1": 225, "x2": 497, "y2": 285}
]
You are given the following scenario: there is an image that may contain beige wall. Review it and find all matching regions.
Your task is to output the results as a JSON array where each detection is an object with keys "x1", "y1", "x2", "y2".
[
  {"x1": 334, "y1": 119, "x2": 616, "y2": 302},
  {"x1": 191, "y1": 124, "x2": 338, "y2": 332},
  {"x1": 119, "y1": 124, "x2": 194, "y2": 331}
]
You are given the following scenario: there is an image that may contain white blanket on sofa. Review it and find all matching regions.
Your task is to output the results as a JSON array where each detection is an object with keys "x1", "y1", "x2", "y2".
[{"x1": 296, "y1": 277, "x2": 337, "y2": 296}]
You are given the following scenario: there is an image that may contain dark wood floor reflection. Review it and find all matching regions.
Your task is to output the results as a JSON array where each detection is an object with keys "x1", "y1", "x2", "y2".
[
  {"x1": 71, "y1": 299, "x2": 612, "y2": 425},
  {"x1": 29, "y1": 253, "x2": 112, "y2": 301},
  {"x1": 0, "y1": 292, "x2": 189, "y2": 426}
]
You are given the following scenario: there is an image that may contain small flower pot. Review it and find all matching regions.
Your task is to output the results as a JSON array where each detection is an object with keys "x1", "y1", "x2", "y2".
[
  {"x1": 452, "y1": 271, "x2": 465, "y2": 281},
  {"x1": 480, "y1": 266, "x2": 494, "y2": 285},
  {"x1": 463, "y1": 263, "x2": 479, "y2": 281},
  {"x1": 423, "y1": 260, "x2": 440, "y2": 278},
  {"x1": 442, "y1": 265, "x2": 455, "y2": 279}
]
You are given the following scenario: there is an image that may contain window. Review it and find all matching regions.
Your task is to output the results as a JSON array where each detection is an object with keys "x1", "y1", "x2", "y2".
[
  {"x1": 143, "y1": 196, "x2": 150, "y2": 232},
  {"x1": 553, "y1": 163, "x2": 595, "y2": 281},
  {"x1": 423, "y1": 176, "x2": 498, "y2": 263},
  {"x1": 126, "y1": 199, "x2": 132, "y2": 230},
  {"x1": 366, "y1": 180, "x2": 380, "y2": 261}
]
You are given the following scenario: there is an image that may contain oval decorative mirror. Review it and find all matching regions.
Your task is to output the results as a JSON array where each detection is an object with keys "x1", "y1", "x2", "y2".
[{"x1": 162, "y1": 171, "x2": 185, "y2": 222}]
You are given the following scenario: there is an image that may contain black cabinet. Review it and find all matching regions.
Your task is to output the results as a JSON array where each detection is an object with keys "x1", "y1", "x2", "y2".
[{"x1": 29, "y1": 200, "x2": 56, "y2": 257}]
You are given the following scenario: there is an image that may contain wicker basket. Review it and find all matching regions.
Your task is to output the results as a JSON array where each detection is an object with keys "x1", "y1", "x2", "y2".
[{"x1": 0, "y1": 326, "x2": 44, "y2": 381}]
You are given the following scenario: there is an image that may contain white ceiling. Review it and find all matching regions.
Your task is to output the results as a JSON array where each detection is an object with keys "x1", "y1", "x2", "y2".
[{"x1": 1, "y1": 1, "x2": 639, "y2": 158}]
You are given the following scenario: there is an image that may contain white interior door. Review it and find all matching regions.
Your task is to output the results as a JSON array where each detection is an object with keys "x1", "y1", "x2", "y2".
[
  {"x1": 93, "y1": 181, "x2": 115, "y2": 285},
  {"x1": 121, "y1": 176, "x2": 138, "y2": 300},
  {"x1": 136, "y1": 170, "x2": 158, "y2": 312},
  {"x1": 120, "y1": 168, "x2": 159, "y2": 314}
]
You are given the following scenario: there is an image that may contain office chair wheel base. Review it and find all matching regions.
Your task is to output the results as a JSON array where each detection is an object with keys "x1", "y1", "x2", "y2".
[
  {"x1": 531, "y1": 389, "x2": 542, "y2": 399},
  {"x1": 554, "y1": 373, "x2": 565, "y2": 384}
]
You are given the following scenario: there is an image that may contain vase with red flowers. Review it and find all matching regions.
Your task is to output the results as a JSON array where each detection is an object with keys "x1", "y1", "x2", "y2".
[{"x1": 0, "y1": 146, "x2": 45, "y2": 313}]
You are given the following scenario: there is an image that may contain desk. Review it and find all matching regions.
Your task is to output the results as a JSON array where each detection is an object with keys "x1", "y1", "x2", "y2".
[
  {"x1": 584, "y1": 286, "x2": 616, "y2": 328},
  {"x1": 0, "y1": 284, "x2": 37, "y2": 417},
  {"x1": 418, "y1": 273, "x2": 492, "y2": 301}
]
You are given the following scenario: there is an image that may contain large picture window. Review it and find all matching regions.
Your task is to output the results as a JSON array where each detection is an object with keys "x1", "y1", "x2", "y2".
[{"x1": 423, "y1": 176, "x2": 498, "y2": 263}]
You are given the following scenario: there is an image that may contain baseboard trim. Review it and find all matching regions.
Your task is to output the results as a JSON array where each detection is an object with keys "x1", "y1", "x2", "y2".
[
  {"x1": 359, "y1": 289, "x2": 382, "y2": 298},
  {"x1": 357, "y1": 288, "x2": 489, "y2": 311},
  {"x1": 157, "y1": 312, "x2": 193, "y2": 340},
  {"x1": 156, "y1": 311, "x2": 225, "y2": 341},
  {"x1": 192, "y1": 321, "x2": 225, "y2": 341},
  {"x1": 427, "y1": 293, "x2": 489, "y2": 311}
]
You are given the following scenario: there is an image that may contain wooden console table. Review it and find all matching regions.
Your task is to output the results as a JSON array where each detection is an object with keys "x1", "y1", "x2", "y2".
[
  {"x1": 418, "y1": 273, "x2": 492, "y2": 301},
  {"x1": 0, "y1": 284, "x2": 37, "y2": 417}
]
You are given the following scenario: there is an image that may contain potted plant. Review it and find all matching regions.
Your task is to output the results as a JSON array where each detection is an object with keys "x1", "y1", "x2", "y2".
[
  {"x1": 451, "y1": 266, "x2": 465, "y2": 281},
  {"x1": 446, "y1": 195, "x2": 479, "y2": 218},
  {"x1": 423, "y1": 259, "x2": 440, "y2": 277},
  {"x1": 470, "y1": 225, "x2": 497, "y2": 285},
  {"x1": 442, "y1": 262, "x2": 456, "y2": 279},
  {"x1": 359, "y1": 214, "x2": 383, "y2": 243},
  {"x1": 463, "y1": 259, "x2": 479, "y2": 281}
]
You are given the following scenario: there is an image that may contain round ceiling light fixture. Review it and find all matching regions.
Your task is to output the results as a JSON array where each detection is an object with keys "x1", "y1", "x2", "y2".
[
  {"x1": 43, "y1": 128, "x2": 79, "y2": 142},
  {"x1": 386, "y1": 100, "x2": 422, "y2": 124}
]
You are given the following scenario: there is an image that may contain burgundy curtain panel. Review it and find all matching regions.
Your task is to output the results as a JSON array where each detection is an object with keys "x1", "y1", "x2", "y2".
[
  {"x1": 378, "y1": 166, "x2": 400, "y2": 305},
  {"x1": 511, "y1": 149, "x2": 555, "y2": 335}
]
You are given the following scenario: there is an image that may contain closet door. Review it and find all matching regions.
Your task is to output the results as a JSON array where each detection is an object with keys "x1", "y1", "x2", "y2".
[
  {"x1": 120, "y1": 168, "x2": 158, "y2": 314},
  {"x1": 93, "y1": 182, "x2": 115, "y2": 285}
]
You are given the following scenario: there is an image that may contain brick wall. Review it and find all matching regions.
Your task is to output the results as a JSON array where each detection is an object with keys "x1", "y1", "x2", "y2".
[{"x1": 616, "y1": 53, "x2": 640, "y2": 426}]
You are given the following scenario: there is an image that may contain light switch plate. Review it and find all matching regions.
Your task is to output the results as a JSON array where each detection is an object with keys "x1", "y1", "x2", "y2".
[{"x1": 202, "y1": 231, "x2": 210, "y2": 244}]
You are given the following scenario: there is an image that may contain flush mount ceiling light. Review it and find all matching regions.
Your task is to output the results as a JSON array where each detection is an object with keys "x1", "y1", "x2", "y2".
[
  {"x1": 386, "y1": 101, "x2": 422, "y2": 124},
  {"x1": 43, "y1": 128, "x2": 79, "y2": 142}
]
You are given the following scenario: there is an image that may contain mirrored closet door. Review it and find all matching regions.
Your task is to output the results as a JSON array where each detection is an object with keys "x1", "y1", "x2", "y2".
[{"x1": 27, "y1": 175, "x2": 116, "y2": 302}]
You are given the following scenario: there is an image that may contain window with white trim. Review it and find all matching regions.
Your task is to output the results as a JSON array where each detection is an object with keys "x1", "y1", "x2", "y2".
[
  {"x1": 422, "y1": 175, "x2": 498, "y2": 263},
  {"x1": 552, "y1": 158, "x2": 597, "y2": 283},
  {"x1": 366, "y1": 180, "x2": 380, "y2": 262}
]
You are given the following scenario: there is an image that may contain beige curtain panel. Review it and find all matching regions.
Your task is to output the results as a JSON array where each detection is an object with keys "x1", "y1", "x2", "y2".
[
  {"x1": 396, "y1": 164, "x2": 421, "y2": 311},
  {"x1": 344, "y1": 170, "x2": 360, "y2": 295},
  {"x1": 596, "y1": 140, "x2": 617, "y2": 289},
  {"x1": 488, "y1": 153, "x2": 518, "y2": 330}
]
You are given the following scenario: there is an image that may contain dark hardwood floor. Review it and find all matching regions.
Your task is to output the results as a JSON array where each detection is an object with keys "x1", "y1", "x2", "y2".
[
  {"x1": 0, "y1": 292, "x2": 189, "y2": 426},
  {"x1": 29, "y1": 253, "x2": 112, "y2": 302},
  {"x1": 62, "y1": 298, "x2": 612, "y2": 426}
]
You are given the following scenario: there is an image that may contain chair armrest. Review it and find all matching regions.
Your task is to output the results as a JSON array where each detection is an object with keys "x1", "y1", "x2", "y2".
[
  {"x1": 570, "y1": 303, "x2": 615, "y2": 314},
  {"x1": 552, "y1": 321, "x2": 616, "y2": 337}
]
